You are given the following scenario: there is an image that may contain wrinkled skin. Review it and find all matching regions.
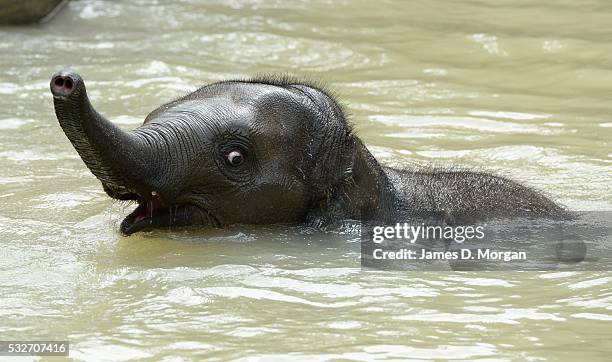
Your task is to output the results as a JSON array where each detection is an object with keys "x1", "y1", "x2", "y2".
[{"x1": 50, "y1": 70, "x2": 569, "y2": 235}]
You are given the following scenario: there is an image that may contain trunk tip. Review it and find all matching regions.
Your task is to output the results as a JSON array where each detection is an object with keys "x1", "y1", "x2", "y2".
[{"x1": 51, "y1": 69, "x2": 84, "y2": 99}]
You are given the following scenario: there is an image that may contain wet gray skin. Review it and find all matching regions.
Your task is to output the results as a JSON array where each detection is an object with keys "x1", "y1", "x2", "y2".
[
  {"x1": 50, "y1": 70, "x2": 569, "y2": 235},
  {"x1": 0, "y1": 0, "x2": 67, "y2": 25}
]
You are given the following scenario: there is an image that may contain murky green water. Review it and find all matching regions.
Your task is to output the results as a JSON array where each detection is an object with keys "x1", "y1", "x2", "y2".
[{"x1": 1, "y1": 0, "x2": 611, "y2": 360}]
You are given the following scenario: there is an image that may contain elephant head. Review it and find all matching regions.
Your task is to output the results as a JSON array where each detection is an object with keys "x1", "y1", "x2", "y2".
[{"x1": 50, "y1": 70, "x2": 390, "y2": 235}]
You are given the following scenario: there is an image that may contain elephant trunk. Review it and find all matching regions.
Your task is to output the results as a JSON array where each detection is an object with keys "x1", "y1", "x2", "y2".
[{"x1": 51, "y1": 70, "x2": 153, "y2": 197}]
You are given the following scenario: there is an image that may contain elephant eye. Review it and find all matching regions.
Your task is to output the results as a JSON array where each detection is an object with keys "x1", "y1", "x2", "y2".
[{"x1": 225, "y1": 150, "x2": 244, "y2": 166}]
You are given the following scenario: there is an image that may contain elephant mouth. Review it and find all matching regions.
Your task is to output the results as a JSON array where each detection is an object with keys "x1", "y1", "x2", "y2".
[
  {"x1": 49, "y1": 70, "x2": 222, "y2": 235},
  {"x1": 119, "y1": 194, "x2": 195, "y2": 235}
]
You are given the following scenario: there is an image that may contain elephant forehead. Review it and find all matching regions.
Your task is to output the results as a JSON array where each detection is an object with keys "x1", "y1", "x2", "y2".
[
  {"x1": 178, "y1": 100, "x2": 308, "y2": 138},
  {"x1": 217, "y1": 83, "x2": 313, "y2": 130},
  {"x1": 142, "y1": 99, "x2": 252, "y2": 137}
]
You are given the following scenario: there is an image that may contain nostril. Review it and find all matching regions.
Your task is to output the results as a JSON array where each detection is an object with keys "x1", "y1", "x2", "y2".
[
  {"x1": 64, "y1": 78, "x2": 73, "y2": 90},
  {"x1": 50, "y1": 71, "x2": 81, "y2": 97}
]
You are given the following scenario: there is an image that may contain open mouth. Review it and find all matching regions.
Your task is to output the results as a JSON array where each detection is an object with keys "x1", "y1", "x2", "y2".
[{"x1": 119, "y1": 194, "x2": 193, "y2": 235}]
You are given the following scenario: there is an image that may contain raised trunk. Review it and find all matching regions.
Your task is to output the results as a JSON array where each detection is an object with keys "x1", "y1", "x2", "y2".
[{"x1": 51, "y1": 71, "x2": 153, "y2": 197}]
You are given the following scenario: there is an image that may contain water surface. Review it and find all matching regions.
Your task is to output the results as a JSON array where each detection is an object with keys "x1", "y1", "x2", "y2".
[{"x1": 0, "y1": 0, "x2": 611, "y2": 360}]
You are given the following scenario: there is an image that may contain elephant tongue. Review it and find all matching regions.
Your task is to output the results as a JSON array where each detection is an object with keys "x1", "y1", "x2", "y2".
[
  {"x1": 133, "y1": 195, "x2": 165, "y2": 224},
  {"x1": 120, "y1": 195, "x2": 195, "y2": 236}
]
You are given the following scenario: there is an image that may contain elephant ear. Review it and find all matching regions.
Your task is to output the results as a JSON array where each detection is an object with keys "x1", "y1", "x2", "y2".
[
  {"x1": 289, "y1": 84, "x2": 356, "y2": 199},
  {"x1": 309, "y1": 118, "x2": 356, "y2": 197},
  {"x1": 302, "y1": 132, "x2": 357, "y2": 228}
]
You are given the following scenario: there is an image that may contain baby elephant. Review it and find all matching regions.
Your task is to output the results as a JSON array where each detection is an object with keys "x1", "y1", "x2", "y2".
[{"x1": 50, "y1": 70, "x2": 568, "y2": 235}]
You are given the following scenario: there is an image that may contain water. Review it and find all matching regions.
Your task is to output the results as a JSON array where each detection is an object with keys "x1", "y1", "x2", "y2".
[{"x1": 1, "y1": 0, "x2": 611, "y2": 360}]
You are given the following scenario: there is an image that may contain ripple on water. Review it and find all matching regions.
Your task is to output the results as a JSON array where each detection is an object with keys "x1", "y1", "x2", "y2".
[
  {"x1": 324, "y1": 321, "x2": 362, "y2": 330},
  {"x1": 570, "y1": 313, "x2": 612, "y2": 321},
  {"x1": 0, "y1": 150, "x2": 62, "y2": 162},
  {"x1": 201, "y1": 286, "x2": 359, "y2": 308},
  {"x1": 395, "y1": 308, "x2": 565, "y2": 325},
  {"x1": 34, "y1": 192, "x2": 94, "y2": 209},
  {"x1": 567, "y1": 277, "x2": 611, "y2": 290},
  {"x1": 166, "y1": 286, "x2": 211, "y2": 306},
  {"x1": 559, "y1": 295, "x2": 612, "y2": 310},
  {"x1": 443, "y1": 276, "x2": 516, "y2": 288},
  {"x1": 0, "y1": 82, "x2": 19, "y2": 94},
  {"x1": 226, "y1": 326, "x2": 280, "y2": 337},
  {"x1": 70, "y1": 344, "x2": 152, "y2": 362},
  {"x1": 135, "y1": 60, "x2": 172, "y2": 76},
  {"x1": 370, "y1": 115, "x2": 557, "y2": 134},
  {"x1": 0, "y1": 118, "x2": 34, "y2": 129},
  {"x1": 538, "y1": 272, "x2": 579, "y2": 279},
  {"x1": 468, "y1": 110, "x2": 552, "y2": 120},
  {"x1": 197, "y1": 32, "x2": 377, "y2": 70},
  {"x1": 77, "y1": 1, "x2": 122, "y2": 19},
  {"x1": 242, "y1": 273, "x2": 438, "y2": 299},
  {"x1": 232, "y1": 344, "x2": 498, "y2": 361}
]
